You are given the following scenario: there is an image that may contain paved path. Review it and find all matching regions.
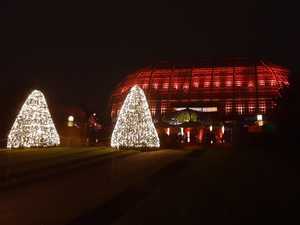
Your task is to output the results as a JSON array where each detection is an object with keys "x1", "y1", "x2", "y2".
[
  {"x1": 111, "y1": 148, "x2": 299, "y2": 225},
  {"x1": 0, "y1": 149, "x2": 188, "y2": 225},
  {"x1": 2, "y1": 147, "x2": 297, "y2": 225}
]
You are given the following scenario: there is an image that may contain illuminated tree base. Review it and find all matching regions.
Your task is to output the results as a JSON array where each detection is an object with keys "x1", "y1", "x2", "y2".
[{"x1": 113, "y1": 146, "x2": 159, "y2": 151}]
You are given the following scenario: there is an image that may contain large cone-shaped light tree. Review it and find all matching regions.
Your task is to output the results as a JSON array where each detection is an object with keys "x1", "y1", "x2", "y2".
[
  {"x1": 7, "y1": 90, "x2": 60, "y2": 148},
  {"x1": 111, "y1": 85, "x2": 160, "y2": 149}
]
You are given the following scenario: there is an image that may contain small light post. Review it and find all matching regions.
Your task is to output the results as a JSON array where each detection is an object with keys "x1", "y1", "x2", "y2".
[
  {"x1": 209, "y1": 125, "x2": 213, "y2": 144},
  {"x1": 67, "y1": 115, "x2": 74, "y2": 127},
  {"x1": 166, "y1": 127, "x2": 170, "y2": 136},
  {"x1": 187, "y1": 129, "x2": 190, "y2": 143},
  {"x1": 180, "y1": 127, "x2": 184, "y2": 136},
  {"x1": 257, "y1": 114, "x2": 264, "y2": 127}
]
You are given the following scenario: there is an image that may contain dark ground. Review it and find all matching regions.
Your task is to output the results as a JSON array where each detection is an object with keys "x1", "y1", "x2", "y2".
[
  {"x1": 0, "y1": 146, "x2": 299, "y2": 225},
  {"x1": 72, "y1": 146, "x2": 300, "y2": 225}
]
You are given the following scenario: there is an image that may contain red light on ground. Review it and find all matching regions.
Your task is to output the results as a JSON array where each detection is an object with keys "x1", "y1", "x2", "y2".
[
  {"x1": 214, "y1": 81, "x2": 220, "y2": 87},
  {"x1": 163, "y1": 83, "x2": 169, "y2": 89}
]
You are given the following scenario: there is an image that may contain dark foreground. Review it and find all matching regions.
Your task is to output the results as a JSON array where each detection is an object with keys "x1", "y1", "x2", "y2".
[{"x1": 0, "y1": 146, "x2": 299, "y2": 225}]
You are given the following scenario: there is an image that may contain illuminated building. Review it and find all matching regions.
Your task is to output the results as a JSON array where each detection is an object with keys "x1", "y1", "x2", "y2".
[{"x1": 110, "y1": 59, "x2": 289, "y2": 144}]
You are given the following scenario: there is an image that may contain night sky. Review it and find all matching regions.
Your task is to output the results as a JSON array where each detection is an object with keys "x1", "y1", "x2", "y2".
[{"x1": 0, "y1": 1, "x2": 299, "y2": 140}]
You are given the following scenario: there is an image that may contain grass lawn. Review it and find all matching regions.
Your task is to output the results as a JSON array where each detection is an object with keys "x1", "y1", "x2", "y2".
[
  {"x1": 0, "y1": 146, "x2": 113, "y2": 166},
  {"x1": 0, "y1": 148, "x2": 188, "y2": 225},
  {"x1": 0, "y1": 147, "x2": 134, "y2": 188}
]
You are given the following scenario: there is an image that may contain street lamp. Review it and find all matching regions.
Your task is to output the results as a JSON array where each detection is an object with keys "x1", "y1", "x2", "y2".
[
  {"x1": 257, "y1": 114, "x2": 263, "y2": 121},
  {"x1": 257, "y1": 114, "x2": 264, "y2": 127},
  {"x1": 67, "y1": 115, "x2": 74, "y2": 127}
]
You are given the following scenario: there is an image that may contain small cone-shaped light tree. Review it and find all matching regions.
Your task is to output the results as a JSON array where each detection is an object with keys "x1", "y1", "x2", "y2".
[
  {"x1": 111, "y1": 85, "x2": 160, "y2": 149},
  {"x1": 7, "y1": 90, "x2": 60, "y2": 148}
]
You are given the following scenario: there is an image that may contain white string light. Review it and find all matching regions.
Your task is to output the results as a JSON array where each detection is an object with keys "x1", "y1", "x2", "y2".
[
  {"x1": 111, "y1": 85, "x2": 160, "y2": 149},
  {"x1": 7, "y1": 90, "x2": 60, "y2": 148}
]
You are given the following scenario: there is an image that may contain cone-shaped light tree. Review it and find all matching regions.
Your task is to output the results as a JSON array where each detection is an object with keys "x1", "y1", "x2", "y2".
[
  {"x1": 7, "y1": 90, "x2": 60, "y2": 148},
  {"x1": 111, "y1": 85, "x2": 160, "y2": 149}
]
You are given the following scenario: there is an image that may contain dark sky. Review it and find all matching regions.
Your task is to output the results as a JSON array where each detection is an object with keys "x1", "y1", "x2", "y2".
[{"x1": 0, "y1": 0, "x2": 299, "y2": 139}]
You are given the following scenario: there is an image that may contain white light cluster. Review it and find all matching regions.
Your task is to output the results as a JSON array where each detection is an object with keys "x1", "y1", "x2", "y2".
[
  {"x1": 7, "y1": 90, "x2": 60, "y2": 148},
  {"x1": 111, "y1": 85, "x2": 160, "y2": 149}
]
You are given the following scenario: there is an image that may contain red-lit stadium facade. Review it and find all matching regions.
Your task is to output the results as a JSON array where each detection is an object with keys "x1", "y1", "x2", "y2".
[{"x1": 110, "y1": 59, "x2": 289, "y2": 144}]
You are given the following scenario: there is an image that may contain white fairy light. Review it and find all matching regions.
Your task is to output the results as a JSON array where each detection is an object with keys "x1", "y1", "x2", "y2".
[
  {"x1": 111, "y1": 85, "x2": 160, "y2": 149},
  {"x1": 7, "y1": 90, "x2": 60, "y2": 148}
]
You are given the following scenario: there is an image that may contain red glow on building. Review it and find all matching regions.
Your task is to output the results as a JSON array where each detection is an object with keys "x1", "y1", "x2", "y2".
[
  {"x1": 258, "y1": 80, "x2": 265, "y2": 86},
  {"x1": 225, "y1": 102, "x2": 232, "y2": 114},
  {"x1": 183, "y1": 83, "x2": 189, "y2": 90},
  {"x1": 214, "y1": 81, "x2": 221, "y2": 87},
  {"x1": 193, "y1": 81, "x2": 199, "y2": 88},
  {"x1": 235, "y1": 81, "x2": 242, "y2": 87},
  {"x1": 248, "y1": 102, "x2": 256, "y2": 113},
  {"x1": 270, "y1": 80, "x2": 276, "y2": 86},
  {"x1": 185, "y1": 128, "x2": 191, "y2": 143},
  {"x1": 204, "y1": 81, "x2": 210, "y2": 88},
  {"x1": 226, "y1": 80, "x2": 232, "y2": 87},
  {"x1": 248, "y1": 81, "x2": 254, "y2": 88},
  {"x1": 198, "y1": 129, "x2": 205, "y2": 143},
  {"x1": 236, "y1": 104, "x2": 245, "y2": 115},
  {"x1": 110, "y1": 59, "x2": 289, "y2": 121}
]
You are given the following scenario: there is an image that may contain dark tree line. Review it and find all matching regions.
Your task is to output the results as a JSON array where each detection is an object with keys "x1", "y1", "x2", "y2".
[{"x1": 273, "y1": 71, "x2": 300, "y2": 155}]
